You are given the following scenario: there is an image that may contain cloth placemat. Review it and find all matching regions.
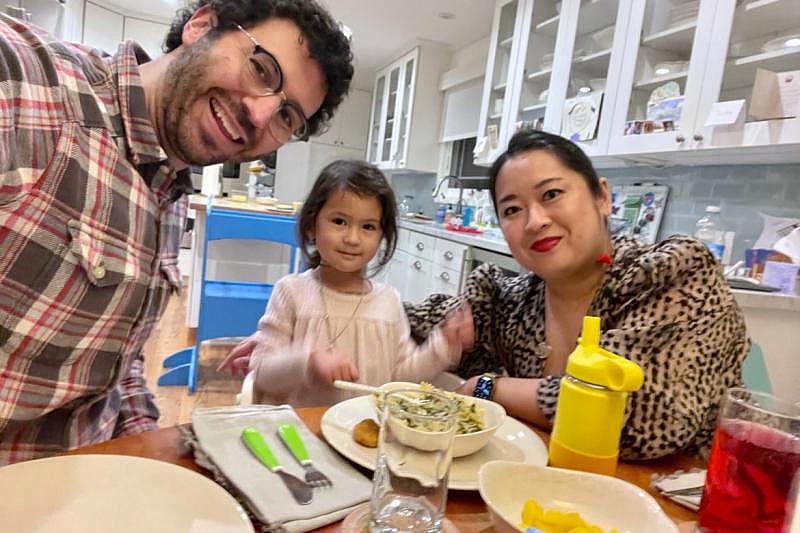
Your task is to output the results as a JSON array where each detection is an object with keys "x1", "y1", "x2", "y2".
[{"x1": 191, "y1": 405, "x2": 372, "y2": 532}]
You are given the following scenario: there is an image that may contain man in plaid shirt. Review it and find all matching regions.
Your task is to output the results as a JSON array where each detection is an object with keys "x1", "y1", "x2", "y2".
[{"x1": 0, "y1": 0, "x2": 353, "y2": 464}]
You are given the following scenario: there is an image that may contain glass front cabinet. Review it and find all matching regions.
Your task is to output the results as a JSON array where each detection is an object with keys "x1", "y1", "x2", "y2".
[{"x1": 477, "y1": 0, "x2": 800, "y2": 167}]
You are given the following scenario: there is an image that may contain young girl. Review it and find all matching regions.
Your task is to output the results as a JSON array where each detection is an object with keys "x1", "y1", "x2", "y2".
[{"x1": 224, "y1": 160, "x2": 472, "y2": 407}]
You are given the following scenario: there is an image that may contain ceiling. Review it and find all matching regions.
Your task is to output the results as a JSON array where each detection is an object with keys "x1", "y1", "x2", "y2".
[{"x1": 102, "y1": 0, "x2": 495, "y2": 91}]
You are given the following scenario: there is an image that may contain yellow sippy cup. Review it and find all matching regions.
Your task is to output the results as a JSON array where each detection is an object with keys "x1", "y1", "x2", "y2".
[{"x1": 548, "y1": 316, "x2": 644, "y2": 476}]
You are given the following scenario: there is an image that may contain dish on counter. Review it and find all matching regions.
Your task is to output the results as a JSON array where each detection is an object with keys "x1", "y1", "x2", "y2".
[
  {"x1": 320, "y1": 394, "x2": 547, "y2": 490},
  {"x1": 0, "y1": 455, "x2": 254, "y2": 533},
  {"x1": 478, "y1": 461, "x2": 678, "y2": 533}
]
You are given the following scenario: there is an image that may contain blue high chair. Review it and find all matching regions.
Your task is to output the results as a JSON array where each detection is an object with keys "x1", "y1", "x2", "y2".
[{"x1": 158, "y1": 199, "x2": 299, "y2": 393}]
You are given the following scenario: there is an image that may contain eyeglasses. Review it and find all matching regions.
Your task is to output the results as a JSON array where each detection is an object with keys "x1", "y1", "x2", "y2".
[{"x1": 235, "y1": 24, "x2": 310, "y2": 142}]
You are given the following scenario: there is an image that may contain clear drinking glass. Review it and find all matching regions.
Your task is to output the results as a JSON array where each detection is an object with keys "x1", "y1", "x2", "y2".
[
  {"x1": 697, "y1": 388, "x2": 800, "y2": 533},
  {"x1": 369, "y1": 388, "x2": 458, "y2": 533}
]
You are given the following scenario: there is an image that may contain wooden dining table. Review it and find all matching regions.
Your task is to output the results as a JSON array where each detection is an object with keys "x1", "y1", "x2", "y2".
[{"x1": 68, "y1": 406, "x2": 703, "y2": 532}]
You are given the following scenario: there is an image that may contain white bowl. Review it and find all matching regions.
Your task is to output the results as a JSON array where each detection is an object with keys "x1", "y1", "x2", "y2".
[
  {"x1": 377, "y1": 382, "x2": 506, "y2": 457},
  {"x1": 478, "y1": 461, "x2": 678, "y2": 533}
]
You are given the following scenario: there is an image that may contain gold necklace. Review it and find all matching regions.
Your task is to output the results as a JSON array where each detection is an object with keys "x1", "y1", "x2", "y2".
[{"x1": 318, "y1": 273, "x2": 368, "y2": 349}]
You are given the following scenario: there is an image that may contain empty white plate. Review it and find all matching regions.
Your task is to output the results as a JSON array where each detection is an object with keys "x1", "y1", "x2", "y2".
[{"x1": 0, "y1": 454, "x2": 253, "y2": 533}]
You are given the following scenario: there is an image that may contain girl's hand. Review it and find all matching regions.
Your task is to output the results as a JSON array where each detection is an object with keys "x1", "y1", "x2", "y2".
[
  {"x1": 308, "y1": 348, "x2": 359, "y2": 385},
  {"x1": 442, "y1": 303, "x2": 474, "y2": 353},
  {"x1": 217, "y1": 337, "x2": 257, "y2": 376}
]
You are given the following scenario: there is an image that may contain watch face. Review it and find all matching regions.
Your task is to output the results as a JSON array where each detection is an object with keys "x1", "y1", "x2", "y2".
[{"x1": 473, "y1": 375, "x2": 493, "y2": 399}]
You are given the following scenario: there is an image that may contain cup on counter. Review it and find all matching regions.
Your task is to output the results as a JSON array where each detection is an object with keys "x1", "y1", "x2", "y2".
[
  {"x1": 697, "y1": 388, "x2": 800, "y2": 533},
  {"x1": 369, "y1": 388, "x2": 458, "y2": 533}
]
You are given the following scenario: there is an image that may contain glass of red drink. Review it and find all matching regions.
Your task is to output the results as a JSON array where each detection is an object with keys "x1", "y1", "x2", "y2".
[{"x1": 697, "y1": 388, "x2": 800, "y2": 533}]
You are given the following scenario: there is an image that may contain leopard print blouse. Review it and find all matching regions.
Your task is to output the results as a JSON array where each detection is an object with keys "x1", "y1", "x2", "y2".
[{"x1": 405, "y1": 234, "x2": 749, "y2": 460}]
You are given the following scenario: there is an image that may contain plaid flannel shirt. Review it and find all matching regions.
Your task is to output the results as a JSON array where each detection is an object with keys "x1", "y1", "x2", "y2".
[{"x1": 0, "y1": 15, "x2": 191, "y2": 464}]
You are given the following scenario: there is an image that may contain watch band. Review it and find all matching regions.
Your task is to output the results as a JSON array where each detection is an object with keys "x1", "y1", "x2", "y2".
[{"x1": 473, "y1": 373, "x2": 496, "y2": 400}]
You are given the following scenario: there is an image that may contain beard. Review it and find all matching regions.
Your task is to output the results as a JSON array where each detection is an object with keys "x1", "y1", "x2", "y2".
[{"x1": 158, "y1": 35, "x2": 258, "y2": 166}]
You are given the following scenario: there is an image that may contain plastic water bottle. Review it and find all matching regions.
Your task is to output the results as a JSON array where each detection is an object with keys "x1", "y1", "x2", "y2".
[{"x1": 695, "y1": 206, "x2": 725, "y2": 261}]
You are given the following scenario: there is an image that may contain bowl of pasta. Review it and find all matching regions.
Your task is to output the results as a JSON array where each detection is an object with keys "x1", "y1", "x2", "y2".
[{"x1": 375, "y1": 382, "x2": 506, "y2": 457}]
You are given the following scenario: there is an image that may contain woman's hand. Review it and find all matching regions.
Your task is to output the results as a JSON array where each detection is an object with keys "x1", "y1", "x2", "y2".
[
  {"x1": 216, "y1": 337, "x2": 256, "y2": 376},
  {"x1": 308, "y1": 348, "x2": 359, "y2": 385},
  {"x1": 456, "y1": 375, "x2": 479, "y2": 396},
  {"x1": 442, "y1": 303, "x2": 474, "y2": 353}
]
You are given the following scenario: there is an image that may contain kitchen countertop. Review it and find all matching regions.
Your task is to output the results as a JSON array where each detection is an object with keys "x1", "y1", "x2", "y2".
[
  {"x1": 399, "y1": 219, "x2": 799, "y2": 312},
  {"x1": 398, "y1": 219, "x2": 511, "y2": 255}
]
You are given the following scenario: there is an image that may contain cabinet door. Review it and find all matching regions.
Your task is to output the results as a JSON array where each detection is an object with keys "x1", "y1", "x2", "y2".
[
  {"x1": 698, "y1": 0, "x2": 800, "y2": 151},
  {"x1": 404, "y1": 257, "x2": 433, "y2": 304},
  {"x1": 386, "y1": 250, "x2": 410, "y2": 299},
  {"x1": 554, "y1": 0, "x2": 629, "y2": 156},
  {"x1": 367, "y1": 72, "x2": 388, "y2": 163},
  {"x1": 395, "y1": 49, "x2": 419, "y2": 169},
  {"x1": 339, "y1": 89, "x2": 371, "y2": 151},
  {"x1": 377, "y1": 62, "x2": 403, "y2": 168},
  {"x1": 475, "y1": 0, "x2": 527, "y2": 165},
  {"x1": 431, "y1": 266, "x2": 461, "y2": 297},
  {"x1": 608, "y1": 0, "x2": 717, "y2": 156}
]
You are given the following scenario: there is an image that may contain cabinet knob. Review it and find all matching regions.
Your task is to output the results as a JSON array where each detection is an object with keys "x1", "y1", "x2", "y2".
[
  {"x1": 693, "y1": 133, "x2": 704, "y2": 142},
  {"x1": 443, "y1": 251, "x2": 454, "y2": 260},
  {"x1": 440, "y1": 271, "x2": 450, "y2": 281},
  {"x1": 413, "y1": 260, "x2": 422, "y2": 270},
  {"x1": 416, "y1": 242, "x2": 424, "y2": 251},
  {"x1": 675, "y1": 135, "x2": 686, "y2": 143}
]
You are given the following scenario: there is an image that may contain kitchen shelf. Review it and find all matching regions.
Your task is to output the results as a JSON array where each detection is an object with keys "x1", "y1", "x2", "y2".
[
  {"x1": 731, "y1": 0, "x2": 800, "y2": 43},
  {"x1": 493, "y1": 82, "x2": 507, "y2": 92},
  {"x1": 634, "y1": 70, "x2": 688, "y2": 90},
  {"x1": 641, "y1": 21, "x2": 697, "y2": 53},
  {"x1": 521, "y1": 103, "x2": 547, "y2": 113},
  {"x1": 489, "y1": 112, "x2": 502, "y2": 120},
  {"x1": 526, "y1": 67, "x2": 553, "y2": 82},
  {"x1": 575, "y1": 0, "x2": 618, "y2": 36},
  {"x1": 572, "y1": 48, "x2": 612, "y2": 76},
  {"x1": 499, "y1": 36, "x2": 514, "y2": 49},
  {"x1": 535, "y1": 14, "x2": 559, "y2": 37},
  {"x1": 722, "y1": 45, "x2": 800, "y2": 90}
]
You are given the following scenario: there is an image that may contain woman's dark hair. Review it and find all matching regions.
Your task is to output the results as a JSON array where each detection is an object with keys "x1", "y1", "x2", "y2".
[
  {"x1": 164, "y1": 0, "x2": 353, "y2": 137},
  {"x1": 488, "y1": 130, "x2": 602, "y2": 212},
  {"x1": 297, "y1": 160, "x2": 398, "y2": 273}
]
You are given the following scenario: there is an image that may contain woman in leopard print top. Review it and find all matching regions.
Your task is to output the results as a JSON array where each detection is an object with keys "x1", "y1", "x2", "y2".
[{"x1": 405, "y1": 131, "x2": 748, "y2": 460}]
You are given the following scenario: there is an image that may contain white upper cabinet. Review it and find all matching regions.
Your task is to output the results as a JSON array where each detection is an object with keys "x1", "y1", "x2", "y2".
[
  {"x1": 366, "y1": 44, "x2": 451, "y2": 172},
  {"x1": 315, "y1": 88, "x2": 371, "y2": 151},
  {"x1": 476, "y1": 0, "x2": 630, "y2": 164},
  {"x1": 608, "y1": 0, "x2": 800, "y2": 164},
  {"x1": 474, "y1": 0, "x2": 800, "y2": 166}
]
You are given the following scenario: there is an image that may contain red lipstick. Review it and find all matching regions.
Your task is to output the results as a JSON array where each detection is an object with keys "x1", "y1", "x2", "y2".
[{"x1": 530, "y1": 237, "x2": 561, "y2": 253}]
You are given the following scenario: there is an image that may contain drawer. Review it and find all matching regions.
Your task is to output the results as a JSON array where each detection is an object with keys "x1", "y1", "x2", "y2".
[
  {"x1": 433, "y1": 238, "x2": 467, "y2": 269},
  {"x1": 396, "y1": 228, "x2": 412, "y2": 252},
  {"x1": 431, "y1": 265, "x2": 462, "y2": 297},
  {"x1": 406, "y1": 232, "x2": 435, "y2": 261}
]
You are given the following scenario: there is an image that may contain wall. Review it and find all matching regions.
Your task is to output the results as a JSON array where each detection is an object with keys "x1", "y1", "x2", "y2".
[
  {"x1": 604, "y1": 164, "x2": 800, "y2": 262},
  {"x1": 390, "y1": 172, "x2": 438, "y2": 216}
]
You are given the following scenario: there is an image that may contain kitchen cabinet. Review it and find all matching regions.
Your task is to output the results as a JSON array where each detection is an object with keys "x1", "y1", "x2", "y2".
[
  {"x1": 315, "y1": 88, "x2": 371, "y2": 150},
  {"x1": 274, "y1": 91, "x2": 370, "y2": 202},
  {"x1": 385, "y1": 228, "x2": 468, "y2": 302},
  {"x1": 366, "y1": 44, "x2": 451, "y2": 172},
  {"x1": 475, "y1": 0, "x2": 800, "y2": 167},
  {"x1": 608, "y1": 0, "x2": 800, "y2": 164},
  {"x1": 475, "y1": 0, "x2": 630, "y2": 164}
]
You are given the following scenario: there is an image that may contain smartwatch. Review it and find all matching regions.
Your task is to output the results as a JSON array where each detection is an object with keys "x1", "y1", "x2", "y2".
[{"x1": 472, "y1": 373, "x2": 497, "y2": 400}]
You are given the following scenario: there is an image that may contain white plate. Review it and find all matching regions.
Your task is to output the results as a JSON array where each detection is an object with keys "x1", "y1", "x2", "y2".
[
  {"x1": 0, "y1": 454, "x2": 253, "y2": 533},
  {"x1": 320, "y1": 395, "x2": 548, "y2": 491}
]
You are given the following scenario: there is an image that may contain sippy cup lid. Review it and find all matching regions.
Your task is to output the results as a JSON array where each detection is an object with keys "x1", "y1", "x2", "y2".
[{"x1": 565, "y1": 316, "x2": 644, "y2": 392}]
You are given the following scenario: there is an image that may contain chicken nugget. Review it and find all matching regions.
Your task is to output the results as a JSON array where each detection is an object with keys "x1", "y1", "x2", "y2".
[{"x1": 352, "y1": 418, "x2": 379, "y2": 448}]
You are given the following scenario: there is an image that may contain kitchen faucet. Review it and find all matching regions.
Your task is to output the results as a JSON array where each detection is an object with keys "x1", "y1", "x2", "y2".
[{"x1": 432, "y1": 175, "x2": 465, "y2": 216}]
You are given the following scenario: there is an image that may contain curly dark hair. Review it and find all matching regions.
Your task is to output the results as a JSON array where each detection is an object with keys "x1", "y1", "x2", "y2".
[
  {"x1": 297, "y1": 160, "x2": 398, "y2": 275},
  {"x1": 164, "y1": 0, "x2": 353, "y2": 137}
]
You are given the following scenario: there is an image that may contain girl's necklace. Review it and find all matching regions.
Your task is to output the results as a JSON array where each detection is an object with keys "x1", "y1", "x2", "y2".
[{"x1": 318, "y1": 273, "x2": 369, "y2": 349}]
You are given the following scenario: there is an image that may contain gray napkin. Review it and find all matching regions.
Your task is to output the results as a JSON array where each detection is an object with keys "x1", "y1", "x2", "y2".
[
  {"x1": 192, "y1": 405, "x2": 372, "y2": 532},
  {"x1": 651, "y1": 468, "x2": 706, "y2": 511}
]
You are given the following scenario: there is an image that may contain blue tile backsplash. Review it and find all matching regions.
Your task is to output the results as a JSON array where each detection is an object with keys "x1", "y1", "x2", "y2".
[{"x1": 391, "y1": 164, "x2": 800, "y2": 262}]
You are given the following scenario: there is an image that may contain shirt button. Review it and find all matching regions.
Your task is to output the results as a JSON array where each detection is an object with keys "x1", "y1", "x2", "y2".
[{"x1": 92, "y1": 262, "x2": 107, "y2": 280}]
